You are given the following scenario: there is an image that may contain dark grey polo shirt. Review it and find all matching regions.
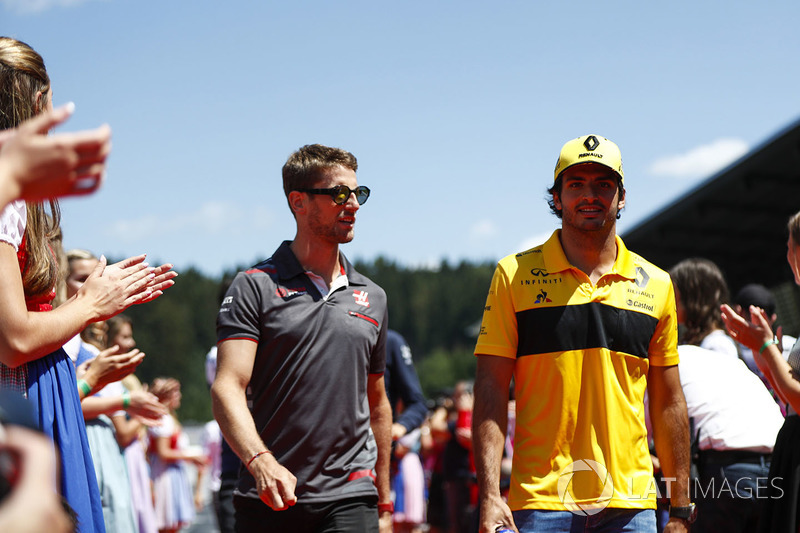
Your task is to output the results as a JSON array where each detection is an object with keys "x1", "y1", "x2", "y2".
[{"x1": 217, "y1": 241, "x2": 388, "y2": 503}]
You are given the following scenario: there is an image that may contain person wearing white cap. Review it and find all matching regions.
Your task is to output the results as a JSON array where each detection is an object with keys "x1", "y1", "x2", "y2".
[{"x1": 473, "y1": 135, "x2": 692, "y2": 533}]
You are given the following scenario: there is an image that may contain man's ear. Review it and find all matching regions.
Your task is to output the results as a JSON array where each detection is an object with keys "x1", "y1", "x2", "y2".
[
  {"x1": 288, "y1": 190, "x2": 306, "y2": 215},
  {"x1": 553, "y1": 191, "x2": 562, "y2": 211}
]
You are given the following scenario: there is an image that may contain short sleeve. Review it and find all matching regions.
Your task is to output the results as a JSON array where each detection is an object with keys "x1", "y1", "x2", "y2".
[
  {"x1": 474, "y1": 262, "x2": 519, "y2": 359},
  {"x1": 217, "y1": 272, "x2": 262, "y2": 343},
  {"x1": 149, "y1": 413, "x2": 175, "y2": 438},
  {"x1": 647, "y1": 280, "x2": 680, "y2": 367},
  {"x1": 368, "y1": 305, "x2": 388, "y2": 374},
  {"x1": 0, "y1": 200, "x2": 26, "y2": 250}
]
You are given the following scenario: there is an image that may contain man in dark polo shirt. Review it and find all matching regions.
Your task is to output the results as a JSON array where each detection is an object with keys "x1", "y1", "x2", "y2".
[{"x1": 211, "y1": 144, "x2": 393, "y2": 533}]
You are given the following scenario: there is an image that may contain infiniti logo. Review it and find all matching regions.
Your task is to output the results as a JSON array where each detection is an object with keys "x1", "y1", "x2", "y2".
[{"x1": 531, "y1": 268, "x2": 549, "y2": 277}]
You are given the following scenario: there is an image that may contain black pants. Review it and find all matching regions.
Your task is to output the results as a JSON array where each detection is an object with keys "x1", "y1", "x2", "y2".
[{"x1": 234, "y1": 495, "x2": 379, "y2": 533}]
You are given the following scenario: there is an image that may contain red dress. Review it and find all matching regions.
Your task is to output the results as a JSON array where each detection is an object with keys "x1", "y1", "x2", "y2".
[{"x1": 0, "y1": 234, "x2": 55, "y2": 394}]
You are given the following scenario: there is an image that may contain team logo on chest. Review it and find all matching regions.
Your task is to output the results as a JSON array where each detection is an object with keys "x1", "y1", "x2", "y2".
[{"x1": 353, "y1": 290, "x2": 370, "y2": 307}]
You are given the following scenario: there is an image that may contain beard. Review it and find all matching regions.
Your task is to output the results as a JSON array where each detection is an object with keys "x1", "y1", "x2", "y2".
[
  {"x1": 307, "y1": 205, "x2": 355, "y2": 244},
  {"x1": 561, "y1": 203, "x2": 619, "y2": 233}
]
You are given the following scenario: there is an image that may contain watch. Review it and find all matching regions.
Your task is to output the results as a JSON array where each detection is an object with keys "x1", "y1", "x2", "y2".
[
  {"x1": 669, "y1": 503, "x2": 697, "y2": 524},
  {"x1": 377, "y1": 502, "x2": 394, "y2": 514}
]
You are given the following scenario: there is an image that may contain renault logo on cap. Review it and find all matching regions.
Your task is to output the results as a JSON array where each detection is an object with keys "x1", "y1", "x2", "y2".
[{"x1": 584, "y1": 135, "x2": 599, "y2": 151}]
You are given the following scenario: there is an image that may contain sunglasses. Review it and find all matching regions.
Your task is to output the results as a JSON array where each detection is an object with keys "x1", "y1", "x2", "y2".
[{"x1": 296, "y1": 185, "x2": 371, "y2": 205}]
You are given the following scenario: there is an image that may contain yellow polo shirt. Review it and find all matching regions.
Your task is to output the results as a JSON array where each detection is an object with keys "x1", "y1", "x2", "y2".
[{"x1": 475, "y1": 230, "x2": 679, "y2": 512}]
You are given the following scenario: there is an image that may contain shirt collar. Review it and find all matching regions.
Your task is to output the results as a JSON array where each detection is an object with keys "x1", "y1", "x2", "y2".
[
  {"x1": 542, "y1": 230, "x2": 636, "y2": 281},
  {"x1": 273, "y1": 240, "x2": 369, "y2": 286}
]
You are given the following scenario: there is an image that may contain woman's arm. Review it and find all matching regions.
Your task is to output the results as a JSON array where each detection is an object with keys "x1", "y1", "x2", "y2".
[
  {"x1": 110, "y1": 414, "x2": 143, "y2": 448},
  {"x1": 722, "y1": 304, "x2": 800, "y2": 410},
  {"x1": 0, "y1": 246, "x2": 174, "y2": 368},
  {"x1": 76, "y1": 347, "x2": 145, "y2": 399},
  {"x1": 81, "y1": 389, "x2": 165, "y2": 422},
  {"x1": 153, "y1": 434, "x2": 206, "y2": 466}
]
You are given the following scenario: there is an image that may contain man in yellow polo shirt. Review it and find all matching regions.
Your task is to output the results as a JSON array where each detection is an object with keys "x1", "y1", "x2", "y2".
[{"x1": 473, "y1": 135, "x2": 693, "y2": 533}]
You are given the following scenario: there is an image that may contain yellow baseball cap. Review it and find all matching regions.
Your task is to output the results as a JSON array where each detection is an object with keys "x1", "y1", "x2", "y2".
[{"x1": 553, "y1": 134, "x2": 624, "y2": 183}]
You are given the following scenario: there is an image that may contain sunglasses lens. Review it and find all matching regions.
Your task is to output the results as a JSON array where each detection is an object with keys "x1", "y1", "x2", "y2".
[
  {"x1": 356, "y1": 187, "x2": 370, "y2": 205},
  {"x1": 333, "y1": 186, "x2": 349, "y2": 205}
]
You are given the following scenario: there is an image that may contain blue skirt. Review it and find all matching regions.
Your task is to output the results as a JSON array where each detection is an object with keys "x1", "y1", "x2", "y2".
[{"x1": 27, "y1": 348, "x2": 106, "y2": 533}]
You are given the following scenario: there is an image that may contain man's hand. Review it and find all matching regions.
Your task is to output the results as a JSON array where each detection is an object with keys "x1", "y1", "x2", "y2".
[
  {"x1": 663, "y1": 517, "x2": 689, "y2": 533},
  {"x1": 478, "y1": 493, "x2": 517, "y2": 533},
  {"x1": 379, "y1": 512, "x2": 392, "y2": 533},
  {"x1": 250, "y1": 452, "x2": 297, "y2": 511}
]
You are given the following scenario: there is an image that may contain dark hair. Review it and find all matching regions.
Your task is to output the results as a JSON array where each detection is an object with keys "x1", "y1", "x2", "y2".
[
  {"x1": 734, "y1": 284, "x2": 776, "y2": 317},
  {"x1": 669, "y1": 258, "x2": 730, "y2": 345},
  {"x1": 282, "y1": 144, "x2": 358, "y2": 211},
  {"x1": 789, "y1": 210, "x2": 800, "y2": 247},
  {"x1": 546, "y1": 176, "x2": 625, "y2": 220}
]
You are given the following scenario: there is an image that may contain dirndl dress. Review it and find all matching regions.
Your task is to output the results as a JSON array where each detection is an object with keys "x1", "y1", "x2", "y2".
[
  {"x1": 125, "y1": 436, "x2": 159, "y2": 533},
  {"x1": 148, "y1": 414, "x2": 196, "y2": 530},
  {"x1": 0, "y1": 201, "x2": 105, "y2": 532},
  {"x1": 25, "y1": 304, "x2": 106, "y2": 533}
]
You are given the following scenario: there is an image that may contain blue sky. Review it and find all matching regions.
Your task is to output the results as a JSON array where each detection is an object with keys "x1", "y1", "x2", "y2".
[{"x1": 3, "y1": 1, "x2": 799, "y2": 276}]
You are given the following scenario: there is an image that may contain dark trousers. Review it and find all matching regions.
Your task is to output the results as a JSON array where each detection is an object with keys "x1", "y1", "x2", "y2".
[
  {"x1": 217, "y1": 471, "x2": 237, "y2": 533},
  {"x1": 234, "y1": 494, "x2": 379, "y2": 533},
  {"x1": 692, "y1": 452, "x2": 771, "y2": 533}
]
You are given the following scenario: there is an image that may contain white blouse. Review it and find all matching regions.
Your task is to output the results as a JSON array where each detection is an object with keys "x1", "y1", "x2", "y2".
[{"x1": 0, "y1": 200, "x2": 26, "y2": 250}]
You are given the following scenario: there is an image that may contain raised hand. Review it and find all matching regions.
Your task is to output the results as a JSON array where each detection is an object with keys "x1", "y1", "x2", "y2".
[
  {"x1": 0, "y1": 103, "x2": 111, "y2": 204},
  {"x1": 77, "y1": 345, "x2": 145, "y2": 395},
  {"x1": 77, "y1": 255, "x2": 178, "y2": 321},
  {"x1": 127, "y1": 390, "x2": 168, "y2": 423}
]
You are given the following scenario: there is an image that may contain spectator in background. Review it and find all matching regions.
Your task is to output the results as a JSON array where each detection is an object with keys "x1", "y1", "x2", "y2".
[
  {"x1": 392, "y1": 429, "x2": 426, "y2": 533},
  {"x1": 443, "y1": 380, "x2": 476, "y2": 533},
  {"x1": 78, "y1": 314, "x2": 164, "y2": 533},
  {"x1": 385, "y1": 330, "x2": 428, "y2": 440},
  {"x1": 384, "y1": 329, "x2": 427, "y2": 530},
  {"x1": 196, "y1": 346, "x2": 223, "y2": 525},
  {"x1": 105, "y1": 315, "x2": 160, "y2": 533},
  {"x1": 148, "y1": 378, "x2": 207, "y2": 533},
  {"x1": 668, "y1": 258, "x2": 738, "y2": 358},
  {"x1": 63, "y1": 251, "x2": 148, "y2": 401},
  {"x1": 420, "y1": 393, "x2": 453, "y2": 533},
  {"x1": 732, "y1": 283, "x2": 796, "y2": 382},
  {"x1": 670, "y1": 259, "x2": 783, "y2": 532}
]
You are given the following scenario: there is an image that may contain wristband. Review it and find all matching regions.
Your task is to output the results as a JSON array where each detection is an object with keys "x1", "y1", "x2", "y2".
[
  {"x1": 246, "y1": 450, "x2": 273, "y2": 469},
  {"x1": 122, "y1": 390, "x2": 131, "y2": 409},
  {"x1": 77, "y1": 379, "x2": 91, "y2": 397},
  {"x1": 378, "y1": 501, "x2": 394, "y2": 514},
  {"x1": 760, "y1": 339, "x2": 778, "y2": 355}
]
